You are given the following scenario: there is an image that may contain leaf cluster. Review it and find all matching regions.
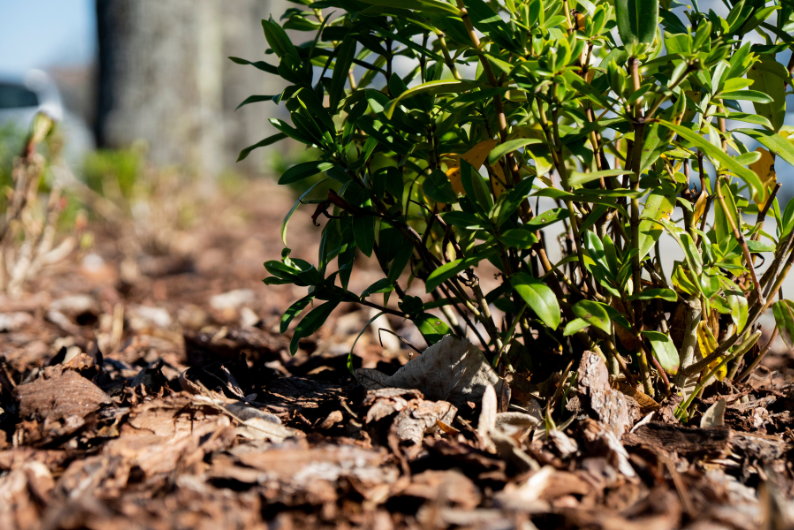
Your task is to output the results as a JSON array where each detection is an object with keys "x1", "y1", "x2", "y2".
[{"x1": 236, "y1": 0, "x2": 794, "y2": 415}]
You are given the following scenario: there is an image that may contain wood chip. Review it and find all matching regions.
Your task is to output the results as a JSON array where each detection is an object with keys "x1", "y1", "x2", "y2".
[{"x1": 622, "y1": 423, "x2": 733, "y2": 457}]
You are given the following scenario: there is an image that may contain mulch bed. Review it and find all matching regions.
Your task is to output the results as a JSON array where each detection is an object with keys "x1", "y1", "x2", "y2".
[{"x1": 1, "y1": 180, "x2": 793, "y2": 529}]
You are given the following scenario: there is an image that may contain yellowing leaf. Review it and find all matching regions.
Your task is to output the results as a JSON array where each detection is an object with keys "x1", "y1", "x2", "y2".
[
  {"x1": 444, "y1": 139, "x2": 500, "y2": 195},
  {"x1": 463, "y1": 139, "x2": 498, "y2": 168},
  {"x1": 490, "y1": 160, "x2": 508, "y2": 198},
  {"x1": 693, "y1": 191, "x2": 708, "y2": 225},
  {"x1": 445, "y1": 165, "x2": 465, "y2": 194},
  {"x1": 779, "y1": 125, "x2": 794, "y2": 140},
  {"x1": 749, "y1": 147, "x2": 776, "y2": 206},
  {"x1": 697, "y1": 321, "x2": 726, "y2": 381}
]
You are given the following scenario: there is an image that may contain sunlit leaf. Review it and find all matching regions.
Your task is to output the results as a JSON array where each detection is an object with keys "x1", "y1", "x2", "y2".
[
  {"x1": 641, "y1": 330, "x2": 679, "y2": 373},
  {"x1": 511, "y1": 272, "x2": 560, "y2": 330}
]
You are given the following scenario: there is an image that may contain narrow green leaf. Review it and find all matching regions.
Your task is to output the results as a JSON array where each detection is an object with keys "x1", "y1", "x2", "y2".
[
  {"x1": 499, "y1": 228, "x2": 539, "y2": 249},
  {"x1": 603, "y1": 305, "x2": 633, "y2": 331},
  {"x1": 416, "y1": 313, "x2": 452, "y2": 345},
  {"x1": 637, "y1": 187, "x2": 676, "y2": 260},
  {"x1": 388, "y1": 240, "x2": 415, "y2": 282},
  {"x1": 772, "y1": 299, "x2": 794, "y2": 348},
  {"x1": 717, "y1": 90, "x2": 774, "y2": 103},
  {"x1": 726, "y1": 290, "x2": 748, "y2": 330},
  {"x1": 329, "y1": 35, "x2": 357, "y2": 112},
  {"x1": 486, "y1": 138, "x2": 544, "y2": 166},
  {"x1": 361, "y1": 278, "x2": 395, "y2": 298},
  {"x1": 269, "y1": 118, "x2": 315, "y2": 145},
  {"x1": 228, "y1": 56, "x2": 278, "y2": 74},
  {"x1": 641, "y1": 330, "x2": 679, "y2": 373},
  {"x1": 510, "y1": 272, "x2": 561, "y2": 330},
  {"x1": 563, "y1": 318, "x2": 591, "y2": 336},
  {"x1": 442, "y1": 211, "x2": 487, "y2": 230},
  {"x1": 426, "y1": 252, "x2": 494, "y2": 292},
  {"x1": 238, "y1": 133, "x2": 288, "y2": 162},
  {"x1": 359, "y1": 0, "x2": 461, "y2": 15},
  {"x1": 290, "y1": 300, "x2": 340, "y2": 355},
  {"x1": 423, "y1": 169, "x2": 459, "y2": 204},
  {"x1": 568, "y1": 169, "x2": 632, "y2": 189},
  {"x1": 615, "y1": 0, "x2": 659, "y2": 45},
  {"x1": 353, "y1": 215, "x2": 375, "y2": 257},
  {"x1": 262, "y1": 17, "x2": 301, "y2": 62},
  {"x1": 281, "y1": 295, "x2": 315, "y2": 333},
  {"x1": 384, "y1": 80, "x2": 477, "y2": 119},
  {"x1": 661, "y1": 120, "x2": 764, "y2": 200},
  {"x1": 460, "y1": 160, "x2": 493, "y2": 212},
  {"x1": 572, "y1": 300, "x2": 611, "y2": 334},
  {"x1": 525, "y1": 208, "x2": 570, "y2": 230},
  {"x1": 235, "y1": 95, "x2": 276, "y2": 111},
  {"x1": 628, "y1": 288, "x2": 678, "y2": 302},
  {"x1": 713, "y1": 112, "x2": 773, "y2": 131},
  {"x1": 278, "y1": 160, "x2": 335, "y2": 185},
  {"x1": 282, "y1": 178, "x2": 330, "y2": 245}
]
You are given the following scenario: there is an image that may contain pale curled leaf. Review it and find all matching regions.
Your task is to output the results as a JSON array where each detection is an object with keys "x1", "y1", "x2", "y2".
[
  {"x1": 355, "y1": 335, "x2": 506, "y2": 410},
  {"x1": 700, "y1": 398, "x2": 726, "y2": 428},
  {"x1": 477, "y1": 384, "x2": 497, "y2": 437}
]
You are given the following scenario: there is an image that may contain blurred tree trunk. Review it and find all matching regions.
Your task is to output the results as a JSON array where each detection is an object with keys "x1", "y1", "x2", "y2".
[{"x1": 95, "y1": 0, "x2": 285, "y2": 176}]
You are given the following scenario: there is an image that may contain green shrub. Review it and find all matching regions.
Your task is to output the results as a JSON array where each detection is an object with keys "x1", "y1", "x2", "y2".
[{"x1": 237, "y1": 0, "x2": 794, "y2": 418}]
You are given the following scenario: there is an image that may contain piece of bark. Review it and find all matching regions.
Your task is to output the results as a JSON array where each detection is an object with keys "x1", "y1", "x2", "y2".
[
  {"x1": 423, "y1": 438, "x2": 507, "y2": 481},
  {"x1": 212, "y1": 444, "x2": 396, "y2": 487},
  {"x1": 16, "y1": 370, "x2": 111, "y2": 422},
  {"x1": 731, "y1": 432, "x2": 787, "y2": 462},
  {"x1": 577, "y1": 350, "x2": 640, "y2": 437},
  {"x1": 363, "y1": 388, "x2": 457, "y2": 446},
  {"x1": 495, "y1": 466, "x2": 591, "y2": 511},
  {"x1": 399, "y1": 470, "x2": 481, "y2": 509},
  {"x1": 184, "y1": 327, "x2": 288, "y2": 366},
  {"x1": 579, "y1": 418, "x2": 637, "y2": 479},
  {"x1": 355, "y1": 335, "x2": 506, "y2": 411},
  {"x1": 622, "y1": 423, "x2": 733, "y2": 457}
]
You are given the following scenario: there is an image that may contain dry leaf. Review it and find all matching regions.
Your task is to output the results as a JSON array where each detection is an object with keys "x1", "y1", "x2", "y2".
[
  {"x1": 692, "y1": 191, "x2": 708, "y2": 225},
  {"x1": 356, "y1": 335, "x2": 506, "y2": 411},
  {"x1": 700, "y1": 398, "x2": 727, "y2": 428},
  {"x1": 477, "y1": 385, "x2": 497, "y2": 437}
]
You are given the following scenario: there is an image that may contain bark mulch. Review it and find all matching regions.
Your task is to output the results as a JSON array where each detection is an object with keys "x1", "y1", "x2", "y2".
[{"x1": 1, "y1": 180, "x2": 793, "y2": 529}]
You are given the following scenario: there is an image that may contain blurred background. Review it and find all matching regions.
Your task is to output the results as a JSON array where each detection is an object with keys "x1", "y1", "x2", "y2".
[{"x1": 0, "y1": 0, "x2": 291, "y2": 178}]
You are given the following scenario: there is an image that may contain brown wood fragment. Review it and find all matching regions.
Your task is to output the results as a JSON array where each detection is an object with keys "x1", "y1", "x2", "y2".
[
  {"x1": 731, "y1": 432, "x2": 787, "y2": 462},
  {"x1": 622, "y1": 423, "x2": 733, "y2": 457},
  {"x1": 578, "y1": 351, "x2": 641, "y2": 438},
  {"x1": 15, "y1": 370, "x2": 110, "y2": 422}
]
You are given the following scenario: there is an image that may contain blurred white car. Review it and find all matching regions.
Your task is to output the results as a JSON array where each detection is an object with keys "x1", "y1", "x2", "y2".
[{"x1": 0, "y1": 69, "x2": 93, "y2": 169}]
